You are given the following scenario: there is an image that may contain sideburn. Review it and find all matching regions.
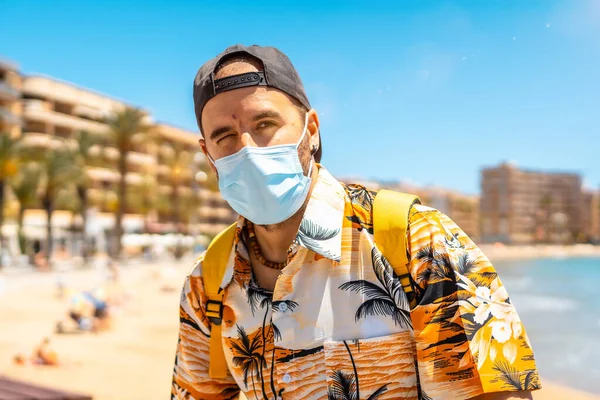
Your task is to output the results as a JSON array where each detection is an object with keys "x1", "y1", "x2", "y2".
[{"x1": 298, "y1": 130, "x2": 313, "y2": 176}]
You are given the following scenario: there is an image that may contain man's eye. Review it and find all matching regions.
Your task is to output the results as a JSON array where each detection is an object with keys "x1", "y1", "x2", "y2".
[
  {"x1": 216, "y1": 134, "x2": 234, "y2": 144},
  {"x1": 256, "y1": 121, "x2": 276, "y2": 130}
]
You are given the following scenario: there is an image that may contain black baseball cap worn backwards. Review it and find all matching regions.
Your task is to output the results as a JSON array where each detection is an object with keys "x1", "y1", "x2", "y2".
[{"x1": 193, "y1": 44, "x2": 322, "y2": 163}]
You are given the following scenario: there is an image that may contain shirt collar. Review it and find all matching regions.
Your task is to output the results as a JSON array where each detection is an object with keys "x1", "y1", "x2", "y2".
[
  {"x1": 234, "y1": 166, "x2": 344, "y2": 262},
  {"x1": 295, "y1": 167, "x2": 344, "y2": 261}
]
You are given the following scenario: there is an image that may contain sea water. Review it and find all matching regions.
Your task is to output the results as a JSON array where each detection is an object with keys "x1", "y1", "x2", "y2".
[{"x1": 494, "y1": 257, "x2": 600, "y2": 394}]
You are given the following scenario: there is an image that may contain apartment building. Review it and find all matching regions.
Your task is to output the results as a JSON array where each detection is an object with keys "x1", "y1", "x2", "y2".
[
  {"x1": 582, "y1": 190, "x2": 600, "y2": 244},
  {"x1": 337, "y1": 178, "x2": 481, "y2": 241},
  {"x1": 151, "y1": 123, "x2": 236, "y2": 238},
  {"x1": 5, "y1": 71, "x2": 235, "y2": 238},
  {"x1": 480, "y1": 162, "x2": 583, "y2": 244},
  {"x1": 412, "y1": 187, "x2": 480, "y2": 241},
  {"x1": 0, "y1": 59, "x2": 22, "y2": 138}
]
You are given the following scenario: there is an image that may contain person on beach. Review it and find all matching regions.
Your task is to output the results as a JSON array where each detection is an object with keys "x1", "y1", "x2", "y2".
[
  {"x1": 33, "y1": 337, "x2": 59, "y2": 366},
  {"x1": 56, "y1": 288, "x2": 111, "y2": 334},
  {"x1": 172, "y1": 45, "x2": 541, "y2": 400},
  {"x1": 13, "y1": 337, "x2": 59, "y2": 366}
]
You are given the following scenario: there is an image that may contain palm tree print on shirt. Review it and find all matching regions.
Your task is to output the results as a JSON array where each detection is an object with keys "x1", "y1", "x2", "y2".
[
  {"x1": 493, "y1": 361, "x2": 541, "y2": 391},
  {"x1": 297, "y1": 218, "x2": 340, "y2": 261},
  {"x1": 339, "y1": 247, "x2": 411, "y2": 328},
  {"x1": 414, "y1": 244, "x2": 455, "y2": 284},
  {"x1": 342, "y1": 183, "x2": 377, "y2": 234},
  {"x1": 245, "y1": 278, "x2": 300, "y2": 399},
  {"x1": 327, "y1": 341, "x2": 389, "y2": 400},
  {"x1": 245, "y1": 282, "x2": 273, "y2": 399},
  {"x1": 230, "y1": 325, "x2": 264, "y2": 400}
]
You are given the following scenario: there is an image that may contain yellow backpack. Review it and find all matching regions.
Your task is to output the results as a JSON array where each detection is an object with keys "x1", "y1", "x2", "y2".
[{"x1": 202, "y1": 189, "x2": 420, "y2": 379}]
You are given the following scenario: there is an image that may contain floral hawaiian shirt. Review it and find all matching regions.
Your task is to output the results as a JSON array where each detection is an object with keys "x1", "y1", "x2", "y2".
[{"x1": 172, "y1": 167, "x2": 540, "y2": 400}]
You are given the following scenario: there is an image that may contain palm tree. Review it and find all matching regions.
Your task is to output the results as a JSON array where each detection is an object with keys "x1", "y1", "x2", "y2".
[
  {"x1": 339, "y1": 247, "x2": 411, "y2": 328},
  {"x1": 39, "y1": 145, "x2": 83, "y2": 266},
  {"x1": 9, "y1": 162, "x2": 41, "y2": 256},
  {"x1": 327, "y1": 341, "x2": 389, "y2": 400},
  {"x1": 164, "y1": 144, "x2": 189, "y2": 257},
  {"x1": 164, "y1": 145, "x2": 199, "y2": 235},
  {"x1": 0, "y1": 133, "x2": 21, "y2": 267},
  {"x1": 328, "y1": 370, "x2": 357, "y2": 400},
  {"x1": 230, "y1": 325, "x2": 264, "y2": 400},
  {"x1": 127, "y1": 172, "x2": 156, "y2": 231},
  {"x1": 105, "y1": 107, "x2": 149, "y2": 258},
  {"x1": 167, "y1": 145, "x2": 184, "y2": 234},
  {"x1": 73, "y1": 131, "x2": 102, "y2": 262}
]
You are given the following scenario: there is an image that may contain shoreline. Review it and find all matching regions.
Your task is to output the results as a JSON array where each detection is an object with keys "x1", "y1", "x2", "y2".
[
  {"x1": 479, "y1": 243, "x2": 600, "y2": 262},
  {"x1": 1, "y1": 258, "x2": 599, "y2": 399},
  {"x1": 536, "y1": 383, "x2": 600, "y2": 400}
]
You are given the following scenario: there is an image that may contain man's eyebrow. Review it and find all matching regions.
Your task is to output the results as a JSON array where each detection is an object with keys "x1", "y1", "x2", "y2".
[
  {"x1": 209, "y1": 111, "x2": 282, "y2": 140},
  {"x1": 209, "y1": 126, "x2": 233, "y2": 141},
  {"x1": 251, "y1": 110, "x2": 282, "y2": 121}
]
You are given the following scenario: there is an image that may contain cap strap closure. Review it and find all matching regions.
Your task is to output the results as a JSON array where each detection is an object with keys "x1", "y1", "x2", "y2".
[{"x1": 213, "y1": 71, "x2": 266, "y2": 94}]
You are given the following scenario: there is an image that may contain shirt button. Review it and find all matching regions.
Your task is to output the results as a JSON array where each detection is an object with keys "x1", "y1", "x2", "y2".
[
  {"x1": 279, "y1": 302, "x2": 288, "y2": 312},
  {"x1": 282, "y1": 373, "x2": 292, "y2": 383}
]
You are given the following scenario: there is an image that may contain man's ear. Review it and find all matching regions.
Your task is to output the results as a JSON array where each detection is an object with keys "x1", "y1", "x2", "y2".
[
  {"x1": 306, "y1": 109, "x2": 320, "y2": 155},
  {"x1": 199, "y1": 138, "x2": 217, "y2": 173}
]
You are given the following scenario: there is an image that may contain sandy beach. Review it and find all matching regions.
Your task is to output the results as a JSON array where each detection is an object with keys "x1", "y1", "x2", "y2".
[
  {"x1": 0, "y1": 257, "x2": 598, "y2": 400},
  {"x1": 480, "y1": 244, "x2": 600, "y2": 263}
]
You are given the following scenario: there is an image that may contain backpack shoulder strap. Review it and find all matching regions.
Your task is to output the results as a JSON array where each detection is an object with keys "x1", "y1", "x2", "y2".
[
  {"x1": 373, "y1": 189, "x2": 420, "y2": 309},
  {"x1": 202, "y1": 222, "x2": 237, "y2": 379}
]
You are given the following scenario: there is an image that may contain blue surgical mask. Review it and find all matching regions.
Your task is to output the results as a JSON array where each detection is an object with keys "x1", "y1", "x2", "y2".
[{"x1": 209, "y1": 115, "x2": 313, "y2": 225}]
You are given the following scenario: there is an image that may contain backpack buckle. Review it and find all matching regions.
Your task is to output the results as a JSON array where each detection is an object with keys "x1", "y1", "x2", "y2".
[{"x1": 205, "y1": 300, "x2": 223, "y2": 325}]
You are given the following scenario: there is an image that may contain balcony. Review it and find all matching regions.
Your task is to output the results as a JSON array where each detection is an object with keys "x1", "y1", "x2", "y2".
[
  {"x1": 0, "y1": 82, "x2": 20, "y2": 100},
  {"x1": 87, "y1": 167, "x2": 120, "y2": 183},
  {"x1": 198, "y1": 206, "x2": 234, "y2": 221},
  {"x1": 102, "y1": 146, "x2": 120, "y2": 160},
  {"x1": 24, "y1": 99, "x2": 107, "y2": 133},
  {"x1": 198, "y1": 207, "x2": 218, "y2": 219},
  {"x1": 0, "y1": 107, "x2": 22, "y2": 126},
  {"x1": 20, "y1": 132, "x2": 61, "y2": 149},
  {"x1": 128, "y1": 151, "x2": 156, "y2": 166},
  {"x1": 125, "y1": 172, "x2": 144, "y2": 185},
  {"x1": 22, "y1": 76, "x2": 128, "y2": 116},
  {"x1": 86, "y1": 167, "x2": 144, "y2": 186},
  {"x1": 72, "y1": 104, "x2": 107, "y2": 122}
]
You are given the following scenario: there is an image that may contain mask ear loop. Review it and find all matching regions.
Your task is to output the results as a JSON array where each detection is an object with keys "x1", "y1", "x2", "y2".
[
  {"x1": 307, "y1": 157, "x2": 314, "y2": 178},
  {"x1": 295, "y1": 113, "x2": 310, "y2": 149},
  {"x1": 306, "y1": 141, "x2": 321, "y2": 178},
  {"x1": 206, "y1": 152, "x2": 217, "y2": 169}
]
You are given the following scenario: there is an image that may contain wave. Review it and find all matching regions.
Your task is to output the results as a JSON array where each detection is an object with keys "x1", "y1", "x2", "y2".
[
  {"x1": 512, "y1": 294, "x2": 578, "y2": 312},
  {"x1": 502, "y1": 276, "x2": 535, "y2": 290}
]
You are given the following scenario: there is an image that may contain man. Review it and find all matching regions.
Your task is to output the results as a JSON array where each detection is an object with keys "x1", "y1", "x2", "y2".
[{"x1": 172, "y1": 44, "x2": 540, "y2": 400}]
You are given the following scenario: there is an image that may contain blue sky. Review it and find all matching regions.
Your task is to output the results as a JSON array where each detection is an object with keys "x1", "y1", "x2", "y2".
[{"x1": 1, "y1": 0, "x2": 598, "y2": 194}]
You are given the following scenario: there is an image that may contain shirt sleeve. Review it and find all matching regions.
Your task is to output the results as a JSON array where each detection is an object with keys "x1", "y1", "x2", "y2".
[
  {"x1": 407, "y1": 205, "x2": 541, "y2": 399},
  {"x1": 172, "y1": 256, "x2": 240, "y2": 400}
]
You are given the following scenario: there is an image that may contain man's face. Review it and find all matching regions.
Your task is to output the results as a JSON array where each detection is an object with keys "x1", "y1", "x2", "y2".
[{"x1": 200, "y1": 86, "x2": 320, "y2": 173}]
